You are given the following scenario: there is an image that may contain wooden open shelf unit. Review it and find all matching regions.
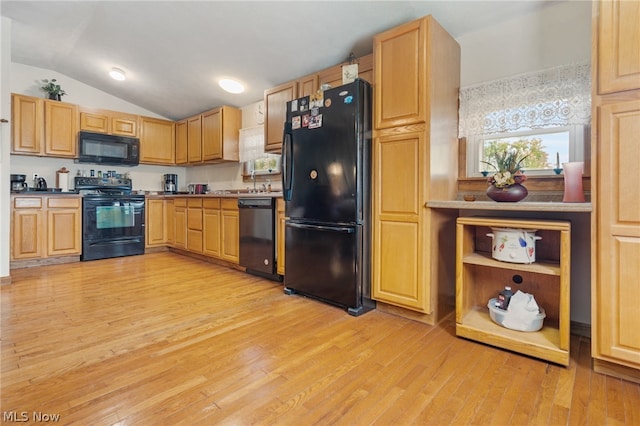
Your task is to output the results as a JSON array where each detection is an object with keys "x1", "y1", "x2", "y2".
[{"x1": 455, "y1": 217, "x2": 571, "y2": 366}]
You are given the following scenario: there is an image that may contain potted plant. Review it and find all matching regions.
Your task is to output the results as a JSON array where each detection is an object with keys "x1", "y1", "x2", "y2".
[
  {"x1": 40, "y1": 79, "x2": 67, "y2": 101},
  {"x1": 482, "y1": 148, "x2": 529, "y2": 202}
]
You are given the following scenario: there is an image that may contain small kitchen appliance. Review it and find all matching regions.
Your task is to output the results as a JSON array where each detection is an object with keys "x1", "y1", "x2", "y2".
[
  {"x1": 163, "y1": 174, "x2": 178, "y2": 194},
  {"x1": 10, "y1": 174, "x2": 28, "y2": 192},
  {"x1": 486, "y1": 228, "x2": 542, "y2": 264}
]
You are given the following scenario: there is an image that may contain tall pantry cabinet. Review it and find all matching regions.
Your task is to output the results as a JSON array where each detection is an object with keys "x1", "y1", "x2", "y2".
[
  {"x1": 372, "y1": 15, "x2": 460, "y2": 323},
  {"x1": 591, "y1": 0, "x2": 640, "y2": 382}
]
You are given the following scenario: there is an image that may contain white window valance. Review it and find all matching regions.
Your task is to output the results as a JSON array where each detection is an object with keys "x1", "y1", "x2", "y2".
[{"x1": 459, "y1": 62, "x2": 591, "y2": 138}]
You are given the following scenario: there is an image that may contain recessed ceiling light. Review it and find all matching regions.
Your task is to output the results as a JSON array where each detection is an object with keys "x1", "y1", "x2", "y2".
[
  {"x1": 219, "y1": 78, "x2": 244, "y2": 94},
  {"x1": 109, "y1": 68, "x2": 126, "y2": 81}
]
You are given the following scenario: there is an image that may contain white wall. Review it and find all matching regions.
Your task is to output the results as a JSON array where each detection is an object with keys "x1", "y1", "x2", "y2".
[
  {"x1": 457, "y1": 0, "x2": 592, "y2": 86},
  {"x1": 1, "y1": 17, "x2": 12, "y2": 279}
]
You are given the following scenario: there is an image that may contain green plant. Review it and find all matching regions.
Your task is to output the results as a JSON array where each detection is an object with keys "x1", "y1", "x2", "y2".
[
  {"x1": 482, "y1": 148, "x2": 529, "y2": 188},
  {"x1": 40, "y1": 79, "x2": 66, "y2": 97}
]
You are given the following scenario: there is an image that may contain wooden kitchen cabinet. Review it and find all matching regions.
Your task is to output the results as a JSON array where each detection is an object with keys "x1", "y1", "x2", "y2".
[
  {"x1": 175, "y1": 120, "x2": 188, "y2": 165},
  {"x1": 165, "y1": 199, "x2": 175, "y2": 245},
  {"x1": 220, "y1": 198, "x2": 239, "y2": 264},
  {"x1": 12, "y1": 94, "x2": 77, "y2": 158},
  {"x1": 79, "y1": 107, "x2": 138, "y2": 137},
  {"x1": 44, "y1": 99, "x2": 78, "y2": 158},
  {"x1": 139, "y1": 116, "x2": 175, "y2": 165},
  {"x1": 203, "y1": 198, "x2": 221, "y2": 258},
  {"x1": 145, "y1": 198, "x2": 166, "y2": 248},
  {"x1": 11, "y1": 195, "x2": 81, "y2": 262},
  {"x1": 591, "y1": 0, "x2": 640, "y2": 383},
  {"x1": 276, "y1": 198, "x2": 285, "y2": 275},
  {"x1": 264, "y1": 81, "x2": 297, "y2": 153},
  {"x1": 173, "y1": 198, "x2": 187, "y2": 250},
  {"x1": 187, "y1": 198, "x2": 203, "y2": 253},
  {"x1": 187, "y1": 115, "x2": 203, "y2": 163},
  {"x1": 456, "y1": 217, "x2": 571, "y2": 366},
  {"x1": 11, "y1": 94, "x2": 43, "y2": 154},
  {"x1": 46, "y1": 197, "x2": 82, "y2": 256},
  {"x1": 297, "y1": 73, "x2": 319, "y2": 97},
  {"x1": 371, "y1": 15, "x2": 460, "y2": 323},
  {"x1": 201, "y1": 106, "x2": 241, "y2": 163},
  {"x1": 317, "y1": 54, "x2": 374, "y2": 88},
  {"x1": 596, "y1": 0, "x2": 640, "y2": 94}
]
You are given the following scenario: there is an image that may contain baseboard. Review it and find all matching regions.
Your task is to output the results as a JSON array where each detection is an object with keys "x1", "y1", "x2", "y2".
[
  {"x1": 10, "y1": 255, "x2": 80, "y2": 270},
  {"x1": 1, "y1": 275, "x2": 11, "y2": 286},
  {"x1": 570, "y1": 321, "x2": 591, "y2": 338},
  {"x1": 593, "y1": 358, "x2": 640, "y2": 384}
]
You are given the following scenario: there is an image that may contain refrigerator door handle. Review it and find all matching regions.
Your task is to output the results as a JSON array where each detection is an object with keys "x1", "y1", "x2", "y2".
[
  {"x1": 286, "y1": 222, "x2": 355, "y2": 234},
  {"x1": 282, "y1": 122, "x2": 293, "y2": 201}
]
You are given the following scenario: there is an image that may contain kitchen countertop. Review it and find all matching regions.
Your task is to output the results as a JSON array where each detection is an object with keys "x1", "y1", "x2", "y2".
[
  {"x1": 426, "y1": 199, "x2": 592, "y2": 212},
  {"x1": 144, "y1": 191, "x2": 284, "y2": 199}
]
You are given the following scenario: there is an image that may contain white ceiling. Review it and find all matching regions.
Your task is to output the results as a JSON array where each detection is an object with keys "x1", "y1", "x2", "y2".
[{"x1": 1, "y1": 1, "x2": 560, "y2": 121}]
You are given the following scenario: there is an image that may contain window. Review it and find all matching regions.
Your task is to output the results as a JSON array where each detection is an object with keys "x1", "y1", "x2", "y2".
[
  {"x1": 459, "y1": 62, "x2": 591, "y2": 177},
  {"x1": 469, "y1": 125, "x2": 588, "y2": 176}
]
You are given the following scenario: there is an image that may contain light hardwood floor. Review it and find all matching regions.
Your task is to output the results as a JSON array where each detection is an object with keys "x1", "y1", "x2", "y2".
[{"x1": 1, "y1": 252, "x2": 639, "y2": 425}]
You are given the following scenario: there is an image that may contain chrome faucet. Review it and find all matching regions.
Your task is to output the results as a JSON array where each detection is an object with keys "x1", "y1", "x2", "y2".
[{"x1": 251, "y1": 169, "x2": 256, "y2": 192}]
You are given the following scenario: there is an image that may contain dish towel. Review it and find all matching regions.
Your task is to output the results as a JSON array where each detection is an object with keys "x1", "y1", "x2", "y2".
[{"x1": 502, "y1": 290, "x2": 540, "y2": 331}]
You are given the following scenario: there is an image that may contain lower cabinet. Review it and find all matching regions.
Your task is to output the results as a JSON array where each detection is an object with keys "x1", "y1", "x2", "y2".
[
  {"x1": 186, "y1": 198, "x2": 203, "y2": 253},
  {"x1": 203, "y1": 198, "x2": 221, "y2": 257},
  {"x1": 220, "y1": 198, "x2": 239, "y2": 264},
  {"x1": 145, "y1": 198, "x2": 166, "y2": 247},
  {"x1": 11, "y1": 196, "x2": 81, "y2": 261},
  {"x1": 173, "y1": 198, "x2": 187, "y2": 250},
  {"x1": 455, "y1": 217, "x2": 571, "y2": 366}
]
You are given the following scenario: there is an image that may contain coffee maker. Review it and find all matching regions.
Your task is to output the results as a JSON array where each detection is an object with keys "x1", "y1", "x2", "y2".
[
  {"x1": 163, "y1": 174, "x2": 177, "y2": 194},
  {"x1": 10, "y1": 174, "x2": 28, "y2": 192}
]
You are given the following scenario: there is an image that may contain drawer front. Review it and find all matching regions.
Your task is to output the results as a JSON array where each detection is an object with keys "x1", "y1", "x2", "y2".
[
  {"x1": 221, "y1": 198, "x2": 238, "y2": 210},
  {"x1": 203, "y1": 198, "x2": 221, "y2": 209},
  {"x1": 48, "y1": 197, "x2": 81, "y2": 209},
  {"x1": 14, "y1": 197, "x2": 42, "y2": 209},
  {"x1": 187, "y1": 198, "x2": 203, "y2": 208},
  {"x1": 174, "y1": 198, "x2": 187, "y2": 207}
]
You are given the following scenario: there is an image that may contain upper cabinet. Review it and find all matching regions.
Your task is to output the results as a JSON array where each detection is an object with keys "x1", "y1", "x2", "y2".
[
  {"x1": 264, "y1": 81, "x2": 298, "y2": 153},
  {"x1": 202, "y1": 106, "x2": 241, "y2": 163},
  {"x1": 597, "y1": 0, "x2": 640, "y2": 94},
  {"x1": 187, "y1": 114, "x2": 203, "y2": 163},
  {"x1": 264, "y1": 54, "x2": 374, "y2": 153},
  {"x1": 12, "y1": 94, "x2": 77, "y2": 158},
  {"x1": 139, "y1": 116, "x2": 176, "y2": 165},
  {"x1": 175, "y1": 119, "x2": 188, "y2": 165},
  {"x1": 79, "y1": 107, "x2": 138, "y2": 137}
]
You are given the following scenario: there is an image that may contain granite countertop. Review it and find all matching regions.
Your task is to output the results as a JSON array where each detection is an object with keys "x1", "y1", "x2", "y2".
[{"x1": 144, "y1": 191, "x2": 283, "y2": 199}]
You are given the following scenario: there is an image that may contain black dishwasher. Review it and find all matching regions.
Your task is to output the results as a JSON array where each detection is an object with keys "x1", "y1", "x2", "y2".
[{"x1": 238, "y1": 198, "x2": 281, "y2": 281}]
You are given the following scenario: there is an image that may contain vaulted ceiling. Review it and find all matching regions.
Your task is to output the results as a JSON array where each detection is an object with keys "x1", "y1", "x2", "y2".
[{"x1": 1, "y1": 1, "x2": 560, "y2": 120}]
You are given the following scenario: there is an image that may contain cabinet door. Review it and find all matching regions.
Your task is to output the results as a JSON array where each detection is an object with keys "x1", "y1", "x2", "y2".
[
  {"x1": 202, "y1": 108, "x2": 222, "y2": 161},
  {"x1": 140, "y1": 117, "x2": 175, "y2": 164},
  {"x1": 372, "y1": 131, "x2": 427, "y2": 311},
  {"x1": 318, "y1": 65, "x2": 342, "y2": 89},
  {"x1": 11, "y1": 94, "x2": 43, "y2": 154},
  {"x1": 221, "y1": 200, "x2": 239, "y2": 263},
  {"x1": 111, "y1": 115, "x2": 138, "y2": 137},
  {"x1": 44, "y1": 100, "x2": 78, "y2": 157},
  {"x1": 187, "y1": 115, "x2": 203, "y2": 163},
  {"x1": 174, "y1": 205, "x2": 187, "y2": 249},
  {"x1": 47, "y1": 208, "x2": 81, "y2": 256},
  {"x1": 264, "y1": 81, "x2": 297, "y2": 152},
  {"x1": 297, "y1": 74, "x2": 319, "y2": 97},
  {"x1": 276, "y1": 198, "x2": 286, "y2": 275},
  {"x1": 175, "y1": 120, "x2": 188, "y2": 165},
  {"x1": 12, "y1": 209, "x2": 44, "y2": 260},
  {"x1": 595, "y1": 99, "x2": 640, "y2": 366},
  {"x1": 80, "y1": 111, "x2": 110, "y2": 133},
  {"x1": 374, "y1": 17, "x2": 426, "y2": 129},
  {"x1": 203, "y1": 207, "x2": 221, "y2": 258},
  {"x1": 597, "y1": 0, "x2": 640, "y2": 94},
  {"x1": 165, "y1": 199, "x2": 175, "y2": 245},
  {"x1": 146, "y1": 199, "x2": 166, "y2": 247}
]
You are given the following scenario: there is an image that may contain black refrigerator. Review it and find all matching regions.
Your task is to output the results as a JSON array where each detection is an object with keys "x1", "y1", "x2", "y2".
[{"x1": 282, "y1": 78, "x2": 375, "y2": 316}]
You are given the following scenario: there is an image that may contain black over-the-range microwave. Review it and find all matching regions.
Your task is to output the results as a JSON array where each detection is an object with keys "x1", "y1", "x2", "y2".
[{"x1": 76, "y1": 131, "x2": 140, "y2": 166}]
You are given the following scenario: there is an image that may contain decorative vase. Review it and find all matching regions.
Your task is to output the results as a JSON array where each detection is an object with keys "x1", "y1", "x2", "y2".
[
  {"x1": 486, "y1": 183, "x2": 528, "y2": 202},
  {"x1": 48, "y1": 93, "x2": 61, "y2": 101},
  {"x1": 562, "y1": 161, "x2": 585, "y2": 202}
]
